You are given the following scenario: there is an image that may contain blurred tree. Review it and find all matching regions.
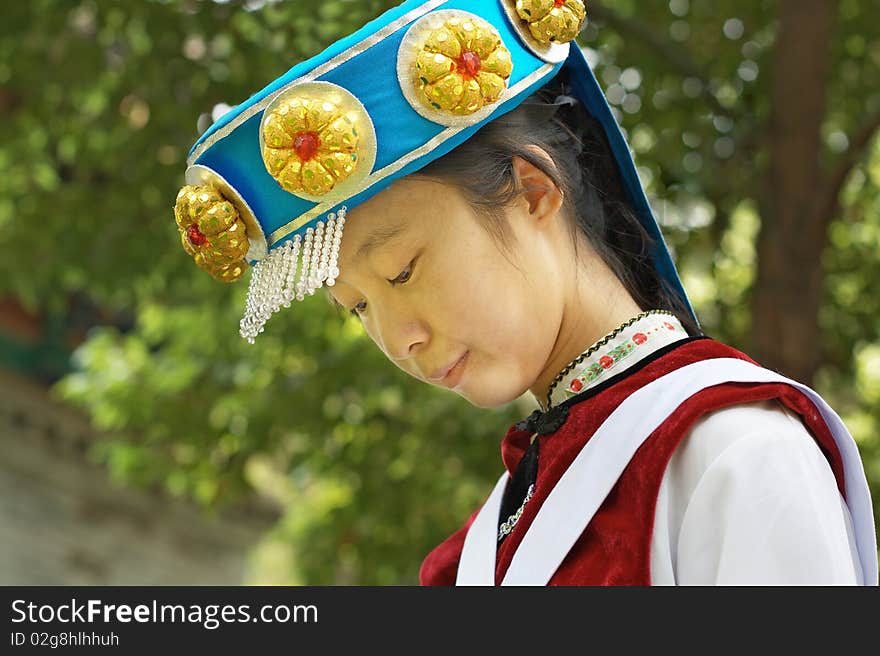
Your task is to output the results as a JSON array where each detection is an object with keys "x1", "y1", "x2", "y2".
[
  {"x1": 589, "y1": 0, "x2": 880, "y2": 382},
  {"x1": 1, "y1": 0, "x2": 877, "y2": 583}
]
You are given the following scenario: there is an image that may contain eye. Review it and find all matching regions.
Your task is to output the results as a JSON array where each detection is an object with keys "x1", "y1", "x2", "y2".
[
  {"x1": 349, "y1": 300, "x2": 366, "y2": 317},
  {"x1": 348, "y1": 259, "x2": 417, "y2": 317},
  {"x1": 389, "y1": 259, "x2": 415, "y2": 286}
]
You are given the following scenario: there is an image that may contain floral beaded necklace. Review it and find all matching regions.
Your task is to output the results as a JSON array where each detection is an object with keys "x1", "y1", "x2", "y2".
[
  {"x1": 543, "y1": 309, "x2": 688, "y2": 411},
  {"x1": 497, "y1": 309, "x2": 690, "y2": 544}
]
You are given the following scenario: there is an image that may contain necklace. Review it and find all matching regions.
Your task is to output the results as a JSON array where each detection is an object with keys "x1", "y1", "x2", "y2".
[
  {"x1": 498, "y1": 436, "x2": 539, "y2": 544},
  {"x1": 543, "y1": 309, "x2": 679, "y2": 411},
  {"x1": 499, "y1": 483, "x2": 534, "y2": 542}
]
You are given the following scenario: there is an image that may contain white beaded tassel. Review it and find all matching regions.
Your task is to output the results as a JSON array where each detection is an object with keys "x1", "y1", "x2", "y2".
[
  {"x1": 281, "y1": 234, "x2": 302, "y2": 309},
  {"x1": 307, "y1": 220, "x2": 325, "y2": 295},
  {"x1": 295, "y1": 227, "x2": 314, "y2": 302},
  {"x1": 239, "y1": 206, "x2": 348, "y2": 343},
  {"x1": 239, "y1": 255, "x2": 265, "y2": 343},
  {"x1": 318, "y1": 215, "x2": 335, "y2": 285},
  {"x1": 238, "y1": 238, "x2": 297, "y2": 343},
  {"x1": 325, "y1": 206, "x2": 346, "y2": 287},
  {"x1": 241, "y1": 257, "x2": 272, "y2": 343}
]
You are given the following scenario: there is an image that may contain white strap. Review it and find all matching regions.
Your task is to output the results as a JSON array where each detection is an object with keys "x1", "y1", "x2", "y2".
[
  {"x1": 456, "y1": 357, "x2": 878, "y2": 586},
  {"x1": 454, "y1": 471, "x2": 508, "y2": 585}
]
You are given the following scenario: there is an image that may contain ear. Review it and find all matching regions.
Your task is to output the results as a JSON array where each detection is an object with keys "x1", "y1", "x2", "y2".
[{"x1": 510, "y1": 146, "x2": 565, "y2": 224}]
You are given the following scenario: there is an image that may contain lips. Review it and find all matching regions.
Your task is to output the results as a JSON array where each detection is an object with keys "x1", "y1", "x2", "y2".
[{"x1": 428, "y1": 351, "x2": 468, "y2": 382}]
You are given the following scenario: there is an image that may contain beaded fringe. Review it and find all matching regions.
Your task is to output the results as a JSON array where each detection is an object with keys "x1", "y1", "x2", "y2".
[{"x1": 239, "y1": 207, "x2": 347, "y2": 343}]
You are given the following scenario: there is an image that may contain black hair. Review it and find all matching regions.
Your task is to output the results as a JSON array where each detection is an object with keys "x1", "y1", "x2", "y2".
[{"x1": 407, "y1": 68, "x2": 702, "y2": 337}]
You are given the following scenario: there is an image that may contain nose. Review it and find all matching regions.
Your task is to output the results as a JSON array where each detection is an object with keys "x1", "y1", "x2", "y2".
[{"x1": 372, "y1": 298, "x2": 429, "y2": 363}]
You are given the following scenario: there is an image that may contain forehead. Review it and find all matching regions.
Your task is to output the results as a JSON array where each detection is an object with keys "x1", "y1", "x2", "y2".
[{"x1": 340, "y1": 177, "x2": 461, "y2": 257}]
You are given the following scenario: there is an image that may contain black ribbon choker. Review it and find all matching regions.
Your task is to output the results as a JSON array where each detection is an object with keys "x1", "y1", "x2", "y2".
[{"x1": 514, "y1": 404, "x2": 570, "y2": 436}]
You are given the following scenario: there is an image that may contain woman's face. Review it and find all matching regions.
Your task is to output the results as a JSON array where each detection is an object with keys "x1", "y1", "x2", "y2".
[{"x1": 326, "y1": 160, "x2": 571, "y2": 409}]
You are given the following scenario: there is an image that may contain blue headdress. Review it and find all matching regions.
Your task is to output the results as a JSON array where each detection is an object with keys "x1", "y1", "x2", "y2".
[{"x1": 174, "y1": 0, "x2": 699, "y2": 342}]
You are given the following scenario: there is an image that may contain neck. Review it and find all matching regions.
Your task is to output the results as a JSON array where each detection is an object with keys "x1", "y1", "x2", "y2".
[{"x1": 529, "y1": 259, "x2": 644, "y2": 409}]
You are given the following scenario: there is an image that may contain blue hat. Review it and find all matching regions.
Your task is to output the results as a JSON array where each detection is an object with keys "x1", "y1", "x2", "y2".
[{"x1": 173, "y1": 0, "x2": 699, "y2": 342}]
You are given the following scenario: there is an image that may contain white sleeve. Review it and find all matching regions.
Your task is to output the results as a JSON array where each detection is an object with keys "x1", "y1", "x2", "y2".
[{"x1": 650, "y1": 399, "x2": 864, "y2": 585}]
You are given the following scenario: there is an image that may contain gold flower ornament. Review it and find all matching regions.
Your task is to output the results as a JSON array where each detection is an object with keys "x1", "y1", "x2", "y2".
[
  {"x1": 514, "y1": 0, "x2": 587, "y2": 44},
  {"x1": 259, "y1": 81, "x2": 376, "y2": 200},
  {"x1": 410, "y1": 13, "x2": 513, "y2": 117},
  {"x1": 174, "y1": 185, "x2": 249, "y2": 283},
  {"x1": 261, "y1": 97, "x2": 359, "y2": 196}
]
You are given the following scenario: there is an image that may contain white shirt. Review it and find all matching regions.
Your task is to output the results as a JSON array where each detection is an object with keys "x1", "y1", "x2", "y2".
[{"x1": 650, "y1": 398, "x2": 864, "y2": 584}]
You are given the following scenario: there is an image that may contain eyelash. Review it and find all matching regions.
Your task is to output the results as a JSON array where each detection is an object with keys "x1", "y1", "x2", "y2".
[{"x1": 349, "y1": 260, "x2": 415, "y2": 316}]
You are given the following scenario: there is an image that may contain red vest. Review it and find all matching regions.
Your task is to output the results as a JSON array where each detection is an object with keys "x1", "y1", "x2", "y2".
[{"x1": 419, "y1": 337, "x2": 847, "y2": 585}]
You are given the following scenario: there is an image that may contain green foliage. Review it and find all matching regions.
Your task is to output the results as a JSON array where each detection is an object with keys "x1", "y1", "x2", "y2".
[{"x1": 3, "y1": 1, "x2": 879, "y2": 582}]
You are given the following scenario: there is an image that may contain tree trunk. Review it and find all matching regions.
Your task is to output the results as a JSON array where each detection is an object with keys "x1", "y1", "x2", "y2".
[{"x1": 750, "y1": 0, "x2": 833, "y2": 383}]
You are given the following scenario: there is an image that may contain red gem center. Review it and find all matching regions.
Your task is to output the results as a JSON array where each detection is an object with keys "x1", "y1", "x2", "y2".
[
  {"x1": 187, "y1": 223, "x2": 208, "y2": 246},
  {"x1": 457, "y1": 51, "x2": 481, "y2": 78},
  {"x1": 293, "y1": 131, "x2": 320, "y2": 161},
  {"x1": 599, "y1": 355, "x2": 614, "y2": 369},
  {"x1": 570, "y1": 378, "x2": 584, "y2": 392},
  {"x1": 554, "y1": 0, "x2": 566, "y2": 7}
]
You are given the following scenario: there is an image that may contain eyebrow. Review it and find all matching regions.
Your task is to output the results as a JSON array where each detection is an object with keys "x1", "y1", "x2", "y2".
[{"x1": 355, "y1": 221, "x2": 408, "y2": 262}]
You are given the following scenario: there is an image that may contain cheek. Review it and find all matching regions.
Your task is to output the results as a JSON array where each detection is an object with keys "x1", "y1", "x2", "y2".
[
  {"x1": 436, "y1": 254, "x2": 562, "y2": 381},
  {"x1": 435, "y1": 249, "x2": 561, "y2": 340},
  {"x1": 361, "y1": 321, "x2": 394, "y2": 362}
]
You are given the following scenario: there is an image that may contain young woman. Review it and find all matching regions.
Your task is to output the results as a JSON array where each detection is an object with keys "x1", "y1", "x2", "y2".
[{"x1": 173, "y1": 1, "x2": 877, "y2": 585}]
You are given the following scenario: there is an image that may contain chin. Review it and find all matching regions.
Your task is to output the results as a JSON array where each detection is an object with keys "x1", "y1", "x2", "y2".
[{"x1": 456, "y1": 384, "x2": 522, "y2": 410}]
